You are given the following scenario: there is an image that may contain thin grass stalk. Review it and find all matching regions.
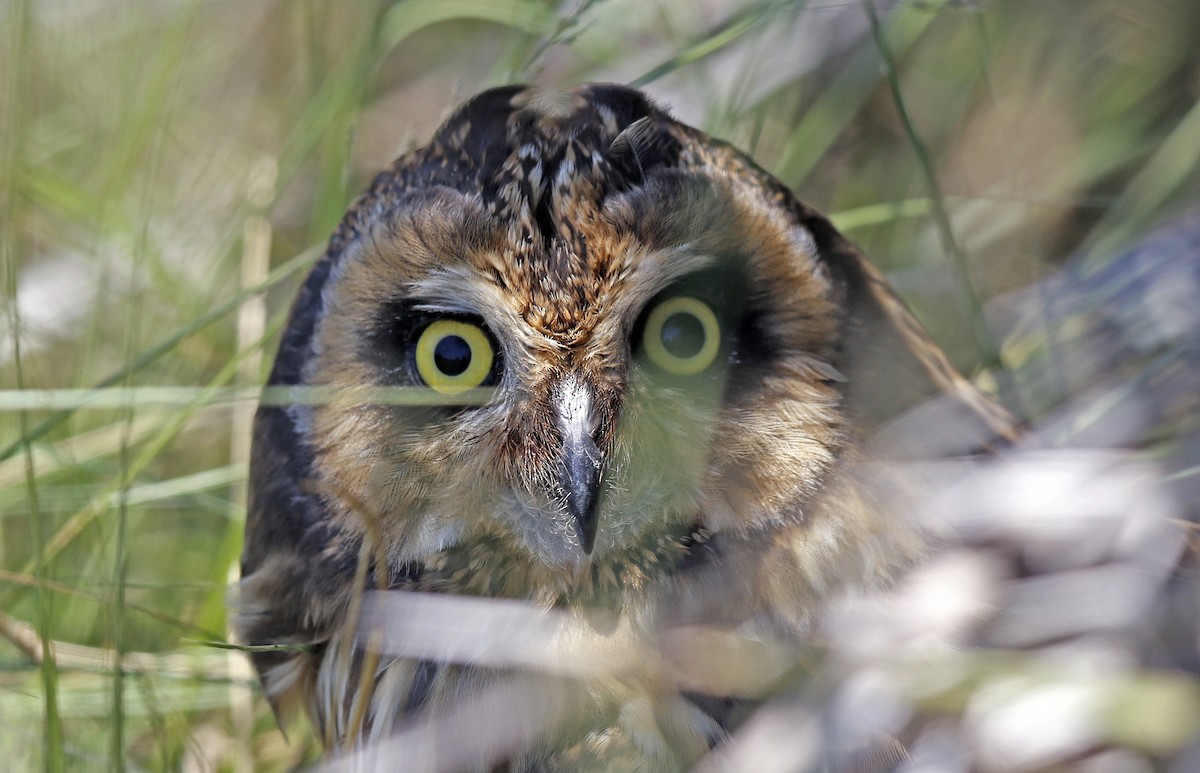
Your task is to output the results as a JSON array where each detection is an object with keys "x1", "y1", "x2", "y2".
[
  {"x1": 1083, "y1": 95, "x2": 1200, "y2": 261},
  {"x1": 225, "y1": 155, "x2": 277, "y2": 773},
  {"x1": 861, "y1": 0, "x2": 1000, "y2": 372},
  {"x1": 514, "y1": 0, "x2": 606, "y2": 78},
  {"x1": 630, "y1": 0, "x2": 796, "y2": 88},
  {"x1": 0, "y1": 247, "x2": 318, "y2": 464},
  {"x1": 773, "y1": 8, "x2": 936, "y2": 184},
  {"x1": 3, "y1": 1, "x2": 65, "y2": 769},
  {"x1": 110, "y1": 452, "x2": 129, "y2": 771},
  {"x1": 0, "y1": 568, "x2": 222, "y2": 641},
  {"x1": 0, "y1": 309, "x2": 293, "y2": 611},
  {"x1": 108, "y1": 12, "x2": 200, "y2": 761}
]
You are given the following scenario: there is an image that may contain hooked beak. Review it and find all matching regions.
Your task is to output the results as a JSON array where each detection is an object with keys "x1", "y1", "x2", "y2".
[{"x1": 555, "y1": 377, "x2": 604, "y2": 554}]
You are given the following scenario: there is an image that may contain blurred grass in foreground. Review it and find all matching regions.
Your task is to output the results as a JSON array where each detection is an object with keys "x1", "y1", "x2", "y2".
[{"x1": 2, "y1": 0, "x2": 1199, "y2": 770}]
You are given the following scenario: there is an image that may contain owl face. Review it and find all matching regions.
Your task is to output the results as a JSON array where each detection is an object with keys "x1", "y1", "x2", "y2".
[
  {"x1": 298, "y1": 90, "x2": 845, "y2": 577},
  {"x1": 239, "y1": 84, "x2": 1015, "y2": 752}
]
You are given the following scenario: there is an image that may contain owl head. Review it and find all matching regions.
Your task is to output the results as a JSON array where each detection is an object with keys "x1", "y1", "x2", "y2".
[{"x1": 240, "y1": 84, "x2": 1014, "y2": 670}]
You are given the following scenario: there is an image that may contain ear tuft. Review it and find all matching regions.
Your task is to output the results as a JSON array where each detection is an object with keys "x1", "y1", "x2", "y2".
[{"x1": 608, "y1": 117, "x2": 680, "y2": 186}]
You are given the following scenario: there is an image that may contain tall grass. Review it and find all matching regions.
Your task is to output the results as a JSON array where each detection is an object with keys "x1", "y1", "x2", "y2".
[{"x1": 2, "y1": 0, "x2": 1199, "y2": 770}]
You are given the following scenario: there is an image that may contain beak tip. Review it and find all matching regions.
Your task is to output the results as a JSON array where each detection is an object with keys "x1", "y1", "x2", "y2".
[
  {"x1": 579, "y1": 522, "x2": 598, "y2": 555},
  {"x1": 566, "y1": 470, "x2": 601, "y2": 555}
]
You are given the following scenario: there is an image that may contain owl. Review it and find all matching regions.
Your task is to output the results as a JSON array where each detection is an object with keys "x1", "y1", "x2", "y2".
[{"x1": 235, "y1": 84, "x2": 1017, "y2": 769}]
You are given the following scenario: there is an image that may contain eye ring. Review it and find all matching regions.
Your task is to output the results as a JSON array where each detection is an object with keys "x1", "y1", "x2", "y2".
[
  {"x1": 641, "y1": 296, "x2": 721, "y2": 376},
  {"x1": 414, "y1": 319, "x2": 496, "y2": 394}
]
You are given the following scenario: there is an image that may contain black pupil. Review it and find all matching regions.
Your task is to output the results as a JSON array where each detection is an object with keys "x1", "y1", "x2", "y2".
[
  {"x1": 660, "y1": 312, "x2": 706, "y2": 359},
  {"x1": 434, "y1": 334, "x2": 472, "y2": 376}
]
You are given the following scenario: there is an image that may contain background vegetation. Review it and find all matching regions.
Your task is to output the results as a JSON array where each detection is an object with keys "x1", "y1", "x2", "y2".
[{"x1": 2, "y1": 0, "x2": 1199, "y2": 770}]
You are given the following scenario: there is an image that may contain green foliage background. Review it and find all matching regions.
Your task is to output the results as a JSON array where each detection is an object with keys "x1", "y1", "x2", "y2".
[{"x1": 2, "y1": 0, "x2": 1199, "y2": 770}]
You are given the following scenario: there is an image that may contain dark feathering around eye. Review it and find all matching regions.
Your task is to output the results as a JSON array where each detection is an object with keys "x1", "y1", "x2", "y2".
[
  {"x1": 631, "y1": 262, "x2": 765, "y2": 381},
  {"x1": 366, "y1": 301, "x2": 502, "y2": 395}
]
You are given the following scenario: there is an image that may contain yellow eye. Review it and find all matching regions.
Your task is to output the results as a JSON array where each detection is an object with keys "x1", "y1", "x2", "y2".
[
  {"x1": 414, "y1": 320, "x2": 496, "y2": 394},
  {"x1": 641, "y1": 296, "x2": 721, "y2": 376}
]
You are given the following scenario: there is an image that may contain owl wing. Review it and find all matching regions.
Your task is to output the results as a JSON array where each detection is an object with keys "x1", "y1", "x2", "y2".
[
  {"x1": 235, "y1": 261, "x2": 357, "y2": 714},
  {"x1": 820, "y1": 234, "x2": 1023, "y2": 453}
]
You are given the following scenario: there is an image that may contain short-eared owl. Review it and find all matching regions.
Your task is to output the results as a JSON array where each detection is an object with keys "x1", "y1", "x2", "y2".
[{"x1": 236, "y1": 83, "x2": 1015, "y2": 769}]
